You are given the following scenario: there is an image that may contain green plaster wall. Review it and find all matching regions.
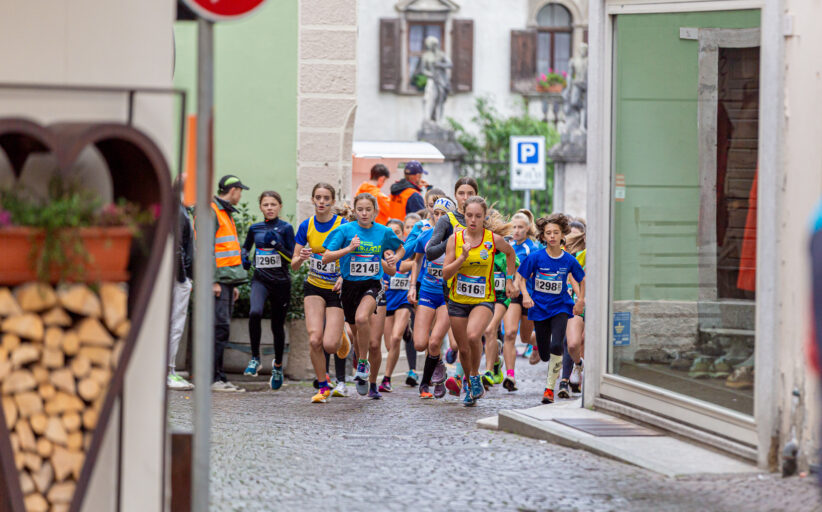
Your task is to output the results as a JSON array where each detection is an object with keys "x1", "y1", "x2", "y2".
[
  {"x1": 612, "y1": 10, "x2": 760, "y2": 301},
  {"x1": 173, "y1": 0, "x2": 298, "y2": 222}
]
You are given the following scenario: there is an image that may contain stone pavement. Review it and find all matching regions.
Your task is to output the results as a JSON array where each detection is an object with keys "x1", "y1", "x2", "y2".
[{"x1": 167, "y1": 361, "x2": 820, "y2": 512}]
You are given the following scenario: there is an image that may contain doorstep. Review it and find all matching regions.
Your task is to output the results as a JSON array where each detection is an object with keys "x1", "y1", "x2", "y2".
[{"x1": 485, "y1": 400, "x2": 761, "y2": 478}]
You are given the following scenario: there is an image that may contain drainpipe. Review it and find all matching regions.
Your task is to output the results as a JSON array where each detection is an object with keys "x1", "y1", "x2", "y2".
[{"x1": 781, "y1": 388, "x2": 800, "y2": 477}]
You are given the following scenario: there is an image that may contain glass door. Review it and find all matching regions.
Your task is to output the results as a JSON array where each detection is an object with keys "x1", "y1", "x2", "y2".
[{"x1": 604, "y1": 10, "x2": 761, "y2": 445}]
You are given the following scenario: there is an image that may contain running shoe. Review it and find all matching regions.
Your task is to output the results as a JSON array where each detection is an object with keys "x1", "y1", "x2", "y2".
[
  {"x1": 557, "y1": 379, "x2": 571, "y2": 399},
  {"x1": 431, "y1": 359, "x2": 447, "y2": 385},
  {"x1": 481, "y1": 371, "x2": 495, "y2": 389},
  {"x1": 462, "y1": 380, "x2": 476, "y2": 407},
  {"x1": 529, "y1": 347, "x2": 541, "y2": 365},
  {"x1": 405, "y1": 370, "x2": 419, "y2": 387},
  {"x1": 211, "y1": 381, "x2": 245, "y2": 393},
  {"x1": 433, "y1": 380, "x2": 446, "y2": 399},
  {"x1": 502, "y1": 375, "x2": 517, "y2": 392},
  {"x1": 445, "y1": 348, "x2": 457, "y2": 365},
  {"x1": 419, "y1": 384, "x2": 434, "y2": 399},
  {"x1": 167, "y1": 373, "x2": 194, "y2": 391},
  {"x1": 492, "y1": 361, "x2": 504, "y2": 385},
  {"x1": 243, "y1": 357, "x2": 261, "y2": 377},
  {"x1": 368, "y1": 387, "x2": 382, "y2": 399},
  {"x1": 522, "y1": 344, "x2": 533, "y2": 359},
  {"x1": 332, "y1": 381, "x2": 349, "y2": 397},
  {"x1": 312, "y1": 387, "x2": 331, "y2": 403},
  {"x1": 337, "y1": 329, "x2": 351, "y2": 359},
  {"x1": 269, "y1": 366, "x2": 284, "y2": 391},
  {"x1": 541, "y1": 388, "x2": 554, "y2": 404},
  {"x1": 379, "y1": 377, "x2": 393, "y2": 393},
  {"x1": 445, "y1": 376, "x2": 462, "y2": 397},
  {"x1": 354, "y1": 361, "x2": 370, "y2": 396},
  {"x1": 470, "y1": 376, "x2": 484, "y2": 401},
  {"x1": 569, "y1": 362, "x2": 583, "y2": 393}
]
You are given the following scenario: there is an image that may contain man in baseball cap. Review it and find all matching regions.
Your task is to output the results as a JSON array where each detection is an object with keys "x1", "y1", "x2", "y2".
[{"x1": 388, "y1": 160, "x2": 428, "y2": 219}]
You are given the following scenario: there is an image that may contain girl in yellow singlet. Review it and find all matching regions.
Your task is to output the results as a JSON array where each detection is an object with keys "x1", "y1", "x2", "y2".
[
  {"x1": 291, "y1": 183, "x2": 351, "y2": 403},
  {"x1": 443, "y1": 196, "x2": 518, "y2": 406}
]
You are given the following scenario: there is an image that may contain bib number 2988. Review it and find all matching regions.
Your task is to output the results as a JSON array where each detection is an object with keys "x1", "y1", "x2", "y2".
[{"x1": 536, "y1": 278, "x2": 562, "y2": 294}]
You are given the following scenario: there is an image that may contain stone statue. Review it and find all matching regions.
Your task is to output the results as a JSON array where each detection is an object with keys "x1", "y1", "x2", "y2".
[
  {"x1": 550, "y1": 43, "x2": 588, "y2": 162},
  {"x1": 417, "y1": 35, "x2": 452, "y2": 125}
]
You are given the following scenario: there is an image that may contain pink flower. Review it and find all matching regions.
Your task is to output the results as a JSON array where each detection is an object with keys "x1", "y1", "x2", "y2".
[
  {"x1": 548, "y1": 68, "x2": 553, "y2": 74},
  {"x1": 561, "y1": 71, "x2": 568, "y2": 77},
  {"x1": 540, "y1": 73, "x2": 547, "y2": 81},
  {"x1": 150, "y1": 203, "x2": 161, "y2": 220},
  {"x1": 102, "y1": 203, "x2": 118, "y2": 215},
  {"x1": 0, "y1": 209, "x2": 11, "y2": 227}
]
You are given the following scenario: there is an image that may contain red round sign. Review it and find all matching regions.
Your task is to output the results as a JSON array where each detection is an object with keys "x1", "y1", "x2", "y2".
[{"x1": 181, "y1": 0, "x2": 266, "y2": 21}]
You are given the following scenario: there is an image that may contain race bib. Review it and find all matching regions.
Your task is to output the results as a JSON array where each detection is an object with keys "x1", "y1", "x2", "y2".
[
  {"x1": 427, "y1": 263, "x2": 443, "y2": 280},
  {"x1": 349, "y1": 254, "x2": 380, "y2": 277},
  {"x1": 255, "y1": 248, "x2": 281, "y2": 269},
  {"x1": 455, "y1": 274, "x2": 486, "y2": 299},
  {"x1": 494, "y1": 272, "x2": 506, "y2": 292},
  {"x1": 389, "y1": 275, "x2": 411, "y2": 291},
  {"x1": 535, "y1": 272, "x2": 563, "y2": 294},
  {"x1": 309, "y1": 253, "x2": 337, "y2": 276}
]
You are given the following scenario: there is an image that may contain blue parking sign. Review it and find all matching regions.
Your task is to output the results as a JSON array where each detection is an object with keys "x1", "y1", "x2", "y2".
[{"x1": 517, "y1": 142, "x2": 539, "y2": 164}]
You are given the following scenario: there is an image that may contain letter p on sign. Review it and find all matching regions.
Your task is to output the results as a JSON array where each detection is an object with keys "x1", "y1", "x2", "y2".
[{"x1": 518, "y1": 142, "x2": 538, "y2": 164}]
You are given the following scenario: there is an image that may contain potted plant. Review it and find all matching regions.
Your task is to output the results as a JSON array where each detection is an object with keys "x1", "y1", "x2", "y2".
[
  {"x1": 411, "y1": 72, "x2": 428, "y2": 92},
  {"x1": 0, "y1": 177, "x2": 156, "y2": 284},
  {"x1": 537, "y1": 70, "x2": 568, "y2": 93}
]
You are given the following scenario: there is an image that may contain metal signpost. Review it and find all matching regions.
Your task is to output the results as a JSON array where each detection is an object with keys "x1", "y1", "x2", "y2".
[
  {"x1": 509, "y1": 135, "x2": 546, "y2": 211},
  {"x1": 181, "y1": 1, "x2": 266, "y2": 510}
]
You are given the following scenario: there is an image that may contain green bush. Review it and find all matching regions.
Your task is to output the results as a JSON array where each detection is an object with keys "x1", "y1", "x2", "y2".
[{"x1": 448, "y1": 97, "x2": 560, "y2": 218}]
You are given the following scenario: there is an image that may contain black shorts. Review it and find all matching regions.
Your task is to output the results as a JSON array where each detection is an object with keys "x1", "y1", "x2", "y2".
[
  {"x1": 447, "y1": 300, "x2": 494, "y2": 318},
  {"x1": 303, "y1": 281, "x2": 341, "y2": 309},
  {"x1": 509, "y1": 294, "x2": 529, "y2": 313},
  {"x1": 387, "y1": 303, "x2": 414, "y2": 317},
  {"x1": 341, "y1": 279, "x2": 383, "y2": 324}
]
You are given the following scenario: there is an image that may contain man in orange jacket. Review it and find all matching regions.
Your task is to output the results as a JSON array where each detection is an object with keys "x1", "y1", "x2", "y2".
[
  {"x1": 388, "y1": 160, "x2": 427, "y2": 220},
  {"x1": 355, "y1": 163, "x2": 392, "y2": 224},
  {"x1": 211, "y1": 174, "x2": 249, "y2": 393}
]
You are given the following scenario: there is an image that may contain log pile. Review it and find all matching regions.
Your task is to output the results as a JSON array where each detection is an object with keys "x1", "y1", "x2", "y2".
[{"x1": 0, "y1": 282, "x2": 128, "y2": 512}]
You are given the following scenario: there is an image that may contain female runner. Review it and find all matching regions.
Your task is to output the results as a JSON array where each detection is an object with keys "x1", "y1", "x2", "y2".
[
  {"x1": 409, "y1": 197, "x2": 457, "y2": 399},
  {"x1": 501, "y1": 210, "x2": 541, "y2": 392},
  {"x1": 482, "y1": 231, "x2": 519, "y2": 388},
  {"x1": 518, "y1": 213, "x2": 585, "y2": 404},
  {"x1": 323, "y1": 193, "x2": 403, "y2": 399},
  {"x1": 291, "y1": 183, "x2": 350, "y2": 403},
  {"x1": 443, "y1": 196, "x2": 518, "y2": 406},
  {"x1": 558, "y1": 221, "x2": 586, "y2": 397},
  {"x1": 241, "y1": 191, "x2": 295, "y2": 390}
]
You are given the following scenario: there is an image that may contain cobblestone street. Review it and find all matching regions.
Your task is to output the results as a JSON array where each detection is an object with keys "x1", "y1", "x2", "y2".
[{"x1": 167, "y1": 362, "x2": 819, "y2": 512}]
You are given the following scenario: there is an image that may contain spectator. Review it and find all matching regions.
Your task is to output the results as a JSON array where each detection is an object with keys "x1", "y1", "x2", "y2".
[
  {"x1": 389, "y1": 160, "x2": 427, "y2": 220},
  {"x1": 168, "y1": 175, "x2": 194, "y2": 390},
  {"x1": 355, "y1": 164, "x2": 392, "y2": 225},
  {"x1": 211, "y1": 174, "x2": 250, "y2": 393}
]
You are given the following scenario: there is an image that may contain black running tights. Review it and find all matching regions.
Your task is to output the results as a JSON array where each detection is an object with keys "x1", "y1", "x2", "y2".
[{"x1": 533, "y1": 314, "x2": 568, "y2": 362}]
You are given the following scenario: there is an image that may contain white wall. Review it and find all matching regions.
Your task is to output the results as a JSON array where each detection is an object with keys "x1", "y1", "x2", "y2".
[
  {"x1": 355, "y1": 0, "x2": 586, "y2": 142},
  {"x1": 0, "y1": 1, "x2": 175, "y2": 510}
]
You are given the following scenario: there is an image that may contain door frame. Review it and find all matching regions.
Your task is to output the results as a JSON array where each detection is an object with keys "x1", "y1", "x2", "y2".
[{"x1": 584, "y1": 0, "x2": 783, "y2": 467}]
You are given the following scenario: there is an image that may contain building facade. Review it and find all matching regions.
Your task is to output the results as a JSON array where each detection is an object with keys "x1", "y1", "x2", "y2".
[
  {"x1": 585, "y1": 0, "x2": 821, "y2": 471},
  {"x1": 355, "y1": 0, "x2": 589, "y2": 143}
]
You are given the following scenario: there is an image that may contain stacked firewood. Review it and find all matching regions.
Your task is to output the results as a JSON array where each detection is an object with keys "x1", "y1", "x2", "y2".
[{"x1": 0, "y1": 282, "x2": 128, "y2": 512}]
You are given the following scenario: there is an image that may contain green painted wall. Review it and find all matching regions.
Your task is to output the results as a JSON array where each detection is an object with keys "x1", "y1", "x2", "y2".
[
  {"x1": 612, "y1": 10, "x2": 760, "y2": 301},
  {"x1": 173, "y1": 1, "x2": 298, "y2": 222}
]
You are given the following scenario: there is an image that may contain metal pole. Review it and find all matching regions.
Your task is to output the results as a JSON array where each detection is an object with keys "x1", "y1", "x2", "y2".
[
  {"x1": 192, "y1": 17, "x2": 214, "y2": 512},
  {"x1": 524, "y1": 189, "x2": 531, "y2": 212}
]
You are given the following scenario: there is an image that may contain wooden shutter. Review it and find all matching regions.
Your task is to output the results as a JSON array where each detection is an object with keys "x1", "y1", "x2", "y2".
[
  {"x1": 451, "y1": 19, "x2": 474, "y2": 93},
  {"x1": 379, "y1": 18, "x2": 401, "y2": 92},
  {"x1": 510, "y1": 30, "x2": 536, "y2": 93}
]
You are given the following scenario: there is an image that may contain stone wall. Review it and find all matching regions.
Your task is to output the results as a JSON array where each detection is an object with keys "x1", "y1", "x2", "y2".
[{"x1": 297, "y1": 0, "x2": 358, "y2": 222}]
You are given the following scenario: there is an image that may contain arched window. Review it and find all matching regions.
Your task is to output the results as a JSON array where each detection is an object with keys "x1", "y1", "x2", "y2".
[{"x1": 536, "y1": 3, "x2": 572, "y2": 76}]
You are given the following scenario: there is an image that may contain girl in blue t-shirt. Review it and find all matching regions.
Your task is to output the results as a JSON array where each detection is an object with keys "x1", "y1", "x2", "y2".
[
  {"x1": 518, "y1": 213, "x2": 585, "y2": 405},
  {"x1": 501, "y1": 210, "x2": 541, "y2": 392},
  {"x1": 323, "y1": 192, "x2": 402, "y2": 399},
  {"x1": 408, "y1": 197, "x2": 456, "y2": 399},
  {"x1": 378, "y1": 219, "x2": 415, "y2": 393}
]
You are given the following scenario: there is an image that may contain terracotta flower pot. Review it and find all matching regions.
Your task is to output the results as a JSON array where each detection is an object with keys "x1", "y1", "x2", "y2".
[
  {"x1": 0, "y1": 226, "x2": 133, "y2": 285},
  {"x1": 547, "y1": 84, "x2": 564, "y2": 93}
]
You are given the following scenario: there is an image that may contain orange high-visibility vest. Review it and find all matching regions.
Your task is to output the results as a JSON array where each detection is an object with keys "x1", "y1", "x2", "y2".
[
  {"x1": 210, "y1": 202, "x2": 242, "y2": 267},
  {"x1": 388, "y1": 187, "x2": 418, "y2": 220}
]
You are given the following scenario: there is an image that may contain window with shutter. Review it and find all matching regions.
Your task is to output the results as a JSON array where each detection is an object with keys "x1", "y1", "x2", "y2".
[
  {"x1": 510, "y1": 30, "x2": 537, "y2": 93},
  {"x1": 536, "y1": 3, "x2": 573, "y2": 76},
  {"x1": 379, "y1": 18, "x2": 401, "y2": 92},
  {"x1": 451, "y1": 19, "x2": 474, "y2": 93}
]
